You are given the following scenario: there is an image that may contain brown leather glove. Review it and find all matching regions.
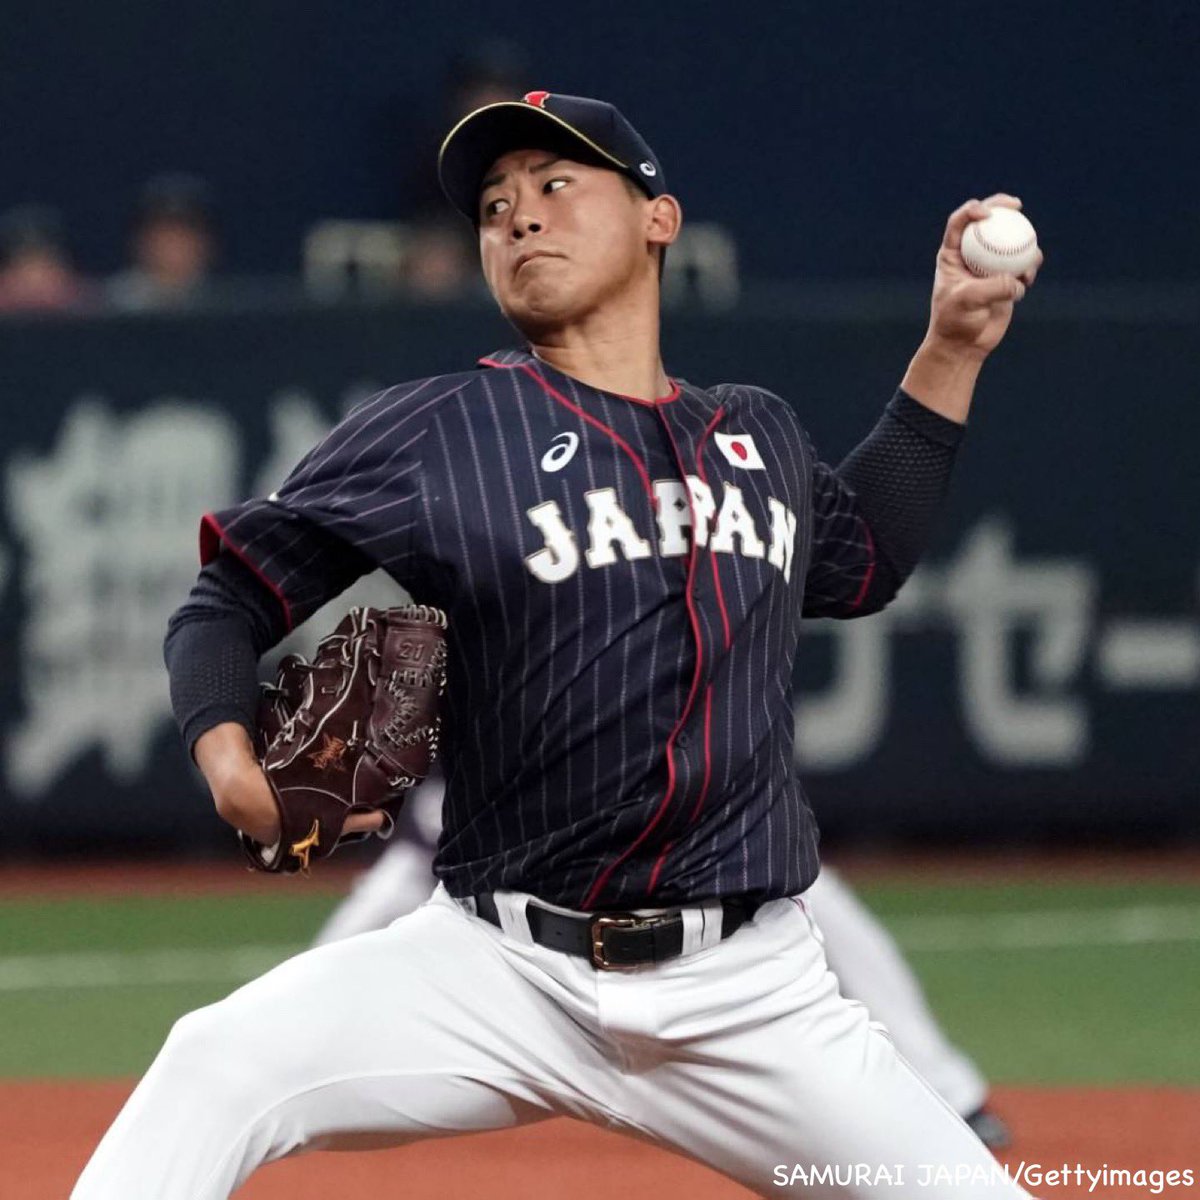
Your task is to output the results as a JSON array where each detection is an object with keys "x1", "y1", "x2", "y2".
[{"x1": 243, "y1": 604, "x2": 448, "y2": 873}]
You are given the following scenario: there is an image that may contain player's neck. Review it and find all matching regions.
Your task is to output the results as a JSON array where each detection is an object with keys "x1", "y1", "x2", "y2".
[{"x1": 528, "y1": 304, "x2": 670, "y2": 403}]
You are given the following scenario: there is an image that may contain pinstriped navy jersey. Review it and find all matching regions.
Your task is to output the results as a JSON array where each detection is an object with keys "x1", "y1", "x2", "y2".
[{"x1": 200, "y1": 348, "x2": 881, "y2": 909}]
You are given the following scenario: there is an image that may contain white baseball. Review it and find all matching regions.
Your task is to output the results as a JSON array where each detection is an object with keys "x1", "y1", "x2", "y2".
[{"x1": 960, "y1": 207, "x2": 1039, "y2": 277}]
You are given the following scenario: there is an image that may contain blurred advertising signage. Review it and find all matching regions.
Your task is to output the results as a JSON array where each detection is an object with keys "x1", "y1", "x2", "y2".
[
  {"x1": 796, "y1": 520, "x2": 1197, "y2": 770},
  {"x1": 1, "y1": 392, "x2": 1197, "y2": 800}
]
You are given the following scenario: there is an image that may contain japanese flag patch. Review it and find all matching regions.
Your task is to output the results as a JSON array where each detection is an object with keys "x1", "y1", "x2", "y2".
[{"x1": 714, "y1": 431, "x2": 766, "y2": 470}]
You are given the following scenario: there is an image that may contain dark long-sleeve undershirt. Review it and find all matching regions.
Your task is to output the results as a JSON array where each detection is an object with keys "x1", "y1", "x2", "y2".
[
  {"x1": 164, "y1": 388, "x2": 963, "y2": 755},
  {"x1": 164, "y1": 553, "x2": 288, "y2": 755},
  {"x1": 839, "y1": 389, "x2": 964, "y2": 607}
]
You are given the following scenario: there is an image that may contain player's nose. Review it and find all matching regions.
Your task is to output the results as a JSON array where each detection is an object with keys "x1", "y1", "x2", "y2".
[{"x1": 511, "y1": 216, "x2": 544, "y2": 240}]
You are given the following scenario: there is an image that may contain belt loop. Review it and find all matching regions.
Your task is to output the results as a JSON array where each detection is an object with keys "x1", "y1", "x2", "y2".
[
  {"x1": 491, "y1": 891, "x2": 535, "y2": 945},
  {"x1": 680, "y1": 900, "x2": 725, "y2": 955}
]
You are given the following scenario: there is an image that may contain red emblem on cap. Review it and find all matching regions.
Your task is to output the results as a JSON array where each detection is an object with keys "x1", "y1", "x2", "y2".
[{"x1": 524, "y1": 90, "x2": 551, "y2": 108}]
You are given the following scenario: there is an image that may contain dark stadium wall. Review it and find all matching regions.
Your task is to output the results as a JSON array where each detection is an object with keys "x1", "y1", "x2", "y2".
[
  {"x1": 2, "y1": 1, "x2": 1196, "y2": 281},
  {"x1": 0, "y1": 299, "x2": 1196, "y2": 852}
]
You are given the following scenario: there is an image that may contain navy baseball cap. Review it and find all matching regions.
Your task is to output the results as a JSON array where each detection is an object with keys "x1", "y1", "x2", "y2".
[{"x1": 438, "y1": 91, "x2": 668, "y2": 221}]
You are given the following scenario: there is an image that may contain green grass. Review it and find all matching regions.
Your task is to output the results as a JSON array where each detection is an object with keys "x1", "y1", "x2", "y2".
[
  {"x1": 0, "y1": 894, "x2": 340, "y2": 954},
  {"x1": 856, "y1": 879, "x2": 1200, "y2": 917},
  {"x1": 898, "y1": 939, "x2": 1200, "y2": 1085},
  {"x1": 0, "y1": 894, "x2": 341, "y2": 1077},
  {"x1": 854, "y1": 880, "x2": 1200, "y2": 1086},
  {"x1": 2, "y1": 986, "x2": 233, "y2": 1076},
  {"x1": 1, "y1": 881, "x2": 1197, "y2": 1083}
]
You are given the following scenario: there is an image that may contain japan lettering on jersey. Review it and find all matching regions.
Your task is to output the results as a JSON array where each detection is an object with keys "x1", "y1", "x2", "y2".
[{"x1": 199, "y1": 349, "x2": 879, "y2": 908}]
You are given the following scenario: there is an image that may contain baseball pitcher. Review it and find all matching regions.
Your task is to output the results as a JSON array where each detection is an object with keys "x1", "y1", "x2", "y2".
[{"x1": 73, "y1": 92, "x2": 1041, "y2": 1198}]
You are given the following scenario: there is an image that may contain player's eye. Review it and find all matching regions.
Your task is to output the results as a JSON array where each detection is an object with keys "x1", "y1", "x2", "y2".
[
  {"x1": 482, "y1": 196, "x2": 510, "y2": 219},
  {"x1": 544, "y1": 178, "x2": 568, "y2": 194}
]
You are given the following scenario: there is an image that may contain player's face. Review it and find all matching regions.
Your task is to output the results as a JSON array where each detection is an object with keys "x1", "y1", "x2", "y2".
[{"x1": 477, "y1": 149, "x2": 657, "y2": 334}]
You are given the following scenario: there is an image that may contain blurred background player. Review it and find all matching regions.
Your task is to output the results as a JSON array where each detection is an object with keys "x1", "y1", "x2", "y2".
[
  {"x1": 312, "y1": 782, "x2": 1010, "y2": 1149},
  {"x1": 106, "y1": 174, "x2": 220, "y2": 311},
  {"x1": 0, "y1": 205, "x2": 93, "y2": 313},
  {"x1": 394, "y1": 40, "x2": 530, "y2": 299}
]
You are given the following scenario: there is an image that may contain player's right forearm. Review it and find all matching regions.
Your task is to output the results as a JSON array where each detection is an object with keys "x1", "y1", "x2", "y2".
[
  {"x1": 164, "y1": 610, "x2": 262, "y2": 756},
  {"x1": 163, "y1": 552, "x2": 290, "y2": 756},
  {"x1": 193, "y1": 721, "x2": 282, "y2": 845},
  {"x1": 193, "y1": 722, "x2": 259, "y2": 790}
]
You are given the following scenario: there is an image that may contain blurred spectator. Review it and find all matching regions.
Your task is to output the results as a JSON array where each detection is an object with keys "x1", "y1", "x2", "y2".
[
  {"x1": 396, "y1": 40, "x2": 530, "y2": 298},
  {"x1": 403, "y1": 217, "x2": 476, "y2": 300},
  {"x1": 107, "y1": 174, "x2": 218, "y2": 311},
  {"x1": 0, "y1": 205, "x2": 93, "y2": 313}
]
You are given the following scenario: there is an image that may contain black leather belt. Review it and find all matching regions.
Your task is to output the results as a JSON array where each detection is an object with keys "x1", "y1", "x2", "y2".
[{"x1": 473, "y1": 893, "x2": 757, "y2": 970}]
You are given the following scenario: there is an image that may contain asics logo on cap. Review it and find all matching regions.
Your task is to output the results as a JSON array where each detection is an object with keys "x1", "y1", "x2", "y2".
[
  {"x1": 524, "y1": 91, "x2": 551, "y2": 108},
  {"x1": 639, "y1": 161, "x2": 657, "y2": 177}
]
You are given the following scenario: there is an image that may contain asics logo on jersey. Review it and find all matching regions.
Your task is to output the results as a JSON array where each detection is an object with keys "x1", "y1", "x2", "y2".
[
  {"x1": 541, "y1": 431, "x2": 580, "y2": 472},
  {"x1": 524, "y1": 477, "x2": 797, "y2": 584}
]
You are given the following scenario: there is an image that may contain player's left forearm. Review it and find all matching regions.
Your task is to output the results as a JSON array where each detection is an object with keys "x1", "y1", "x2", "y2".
[
  {"x1": 836, "y1": 388, "x2": 964, "y2": 609},
  {"x1": 899, "y1": 336, "x2": 984, "y2": 426}
]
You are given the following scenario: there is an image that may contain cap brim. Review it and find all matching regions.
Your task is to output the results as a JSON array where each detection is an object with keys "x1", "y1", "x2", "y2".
[{"x1": 438, "y1": 102, "x2": 627, "y2": 221}]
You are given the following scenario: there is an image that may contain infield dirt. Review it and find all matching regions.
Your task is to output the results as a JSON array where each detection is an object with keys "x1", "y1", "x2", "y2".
[{"x1": 7, "y1": 1082, "x2": 1197, "y2": 1199}]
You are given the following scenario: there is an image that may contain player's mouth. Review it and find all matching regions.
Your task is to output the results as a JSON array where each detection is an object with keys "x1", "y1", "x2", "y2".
[{"x1": 514, "y1": 250, "x2": 564, "y2": 275}]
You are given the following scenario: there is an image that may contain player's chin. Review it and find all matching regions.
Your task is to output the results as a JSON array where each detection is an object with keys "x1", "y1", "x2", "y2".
[{"x1": 499, "y1": 285, "x2": 583, "y2": 337}]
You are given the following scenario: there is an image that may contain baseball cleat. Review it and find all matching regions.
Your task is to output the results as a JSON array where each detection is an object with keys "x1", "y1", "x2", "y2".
[{"x1": 965, "y1": 1106, "x2": 1012, "y2": 1151}]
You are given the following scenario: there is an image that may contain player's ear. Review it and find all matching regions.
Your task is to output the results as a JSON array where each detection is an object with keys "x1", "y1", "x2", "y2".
[{"x1": 645, "y1": 194, "x2": 682, "y2": 252}]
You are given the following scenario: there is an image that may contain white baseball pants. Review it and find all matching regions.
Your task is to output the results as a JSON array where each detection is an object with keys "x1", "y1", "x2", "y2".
[
  {"x1": 73, "y1": 885, "x2": 1028, "y2": 1199},
  {"x1": 807, "y1": 867, "x2": 988, "y2": 1118},
  {"x1": 311, "y1": 784, "x2": 990, "y2": 1121}
]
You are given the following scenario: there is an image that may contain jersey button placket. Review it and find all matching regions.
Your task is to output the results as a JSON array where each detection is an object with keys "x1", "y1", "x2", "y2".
[{"x1": 653, "y1": 400, "x2": 718, "y2": 855}]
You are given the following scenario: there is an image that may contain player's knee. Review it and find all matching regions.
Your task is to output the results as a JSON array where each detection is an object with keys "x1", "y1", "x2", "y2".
[
  {"x1": 158, "y1": 1002, "x2": 280, "y2": 1108},
  {"x1": 162, "y1": 1004, "x2": 235, "y2": 1072}
]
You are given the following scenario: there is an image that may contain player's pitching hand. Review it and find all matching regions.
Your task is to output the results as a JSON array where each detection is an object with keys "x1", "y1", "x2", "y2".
[{"x1": 926, "y1": 194, "x2": 1043, "y2": 359}]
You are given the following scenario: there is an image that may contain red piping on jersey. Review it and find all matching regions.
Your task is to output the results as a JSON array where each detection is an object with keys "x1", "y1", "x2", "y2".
[
  {"x1": 479, "y1": 358, "x2": 656, "y2": 501},
  {"x1": 480, "y1": 356, "x2": 681, "y2": 408},
  {"x1": 685, "y1": 409, "x2": 727, "y2": 828},
  {"x1": 694, "y1": 408, "x2": 733, "y2": 651},
  {"x1": 848, "y1": 522, "x2": 877, "y2": 612},
  {"x1": 613, "y1": 381, "x2": 682, "y2": 408},
  {"x1": 646, "y1": 839, "x2": 673, "y2": 893},
  {"x1": 199, "y1": 512, "x2": 295, "y2": 633},
  {"x1": 583, "y1": 403, "x2": 723, "y2": 907}
]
